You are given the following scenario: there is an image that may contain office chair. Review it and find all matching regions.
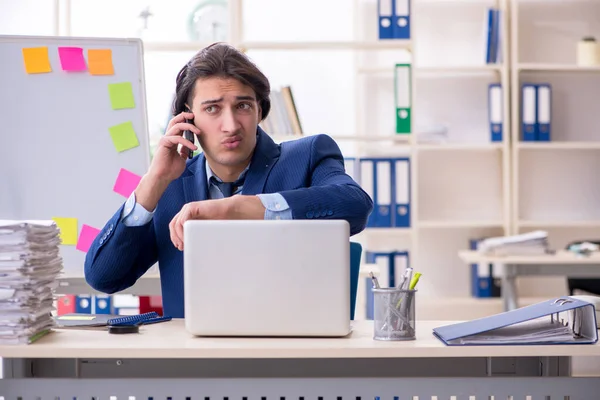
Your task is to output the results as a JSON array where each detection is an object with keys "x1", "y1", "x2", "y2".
[{"x1": 350, "y1": 241, "x2": 362, "y2": 320}]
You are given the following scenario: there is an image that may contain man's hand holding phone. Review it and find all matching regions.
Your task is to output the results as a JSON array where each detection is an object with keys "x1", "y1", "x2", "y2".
[{"x1": 134, "y1": 111, "x2": 200, "y2": 212}]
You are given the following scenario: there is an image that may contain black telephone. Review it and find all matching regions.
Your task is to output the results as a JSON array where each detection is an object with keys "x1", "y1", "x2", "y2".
[{"x1": 182, "y1": 109, "x2": 195, "y2": 159}]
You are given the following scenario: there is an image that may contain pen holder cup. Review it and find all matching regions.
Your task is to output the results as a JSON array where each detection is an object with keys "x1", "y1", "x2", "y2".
[{"x1": 372, "y1": 288, "x2": 416, "y2": 341}]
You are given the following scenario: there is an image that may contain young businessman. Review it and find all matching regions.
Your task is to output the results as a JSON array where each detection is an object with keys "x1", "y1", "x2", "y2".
[{"x1": 84, "y1": 43, "x2": 373, "y2": 318}]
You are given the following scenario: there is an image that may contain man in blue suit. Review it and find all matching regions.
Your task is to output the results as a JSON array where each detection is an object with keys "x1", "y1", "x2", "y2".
[{"x1": 84, "y1": 43, "x2": 373, "y2": 318}]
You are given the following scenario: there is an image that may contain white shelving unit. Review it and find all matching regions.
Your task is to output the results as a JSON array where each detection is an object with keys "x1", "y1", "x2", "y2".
[
  {"x1": 7, "y1": 0, "x2": 600, "y2": 318},
  {"x1": 510, "y1": 0, "x2": 600, "y2": 297}
]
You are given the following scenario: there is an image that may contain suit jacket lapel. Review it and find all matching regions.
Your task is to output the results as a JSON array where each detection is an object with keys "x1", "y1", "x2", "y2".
[
  {"x1": 183, "y1": 154, "x2": 209, "y2": 203},
  {"x1": 242, "y1": 127, "x2": 281, "y2": 195}
]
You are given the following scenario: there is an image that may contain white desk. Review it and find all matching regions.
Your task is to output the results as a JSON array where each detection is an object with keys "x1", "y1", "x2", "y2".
[
  {"x1": 458, "y1": 250, "x2": 600, "y2": 311},
  {"x1": 1, "y1": 320, "x2": 599, "y2": 399}
]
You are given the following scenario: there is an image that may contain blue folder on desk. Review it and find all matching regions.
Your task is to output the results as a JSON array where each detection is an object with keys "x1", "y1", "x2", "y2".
[{"x1": 433, "y1": 297, "x2": 598, "y2": 346}]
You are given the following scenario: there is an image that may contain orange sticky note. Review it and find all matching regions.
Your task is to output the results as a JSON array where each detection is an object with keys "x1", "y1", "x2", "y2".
[
  {"x1": 88, "y1": 49, "x2": 114, "y2": 75},
  {"x1": 22, "y1": 47, "x2": 52, "y2": 74}
]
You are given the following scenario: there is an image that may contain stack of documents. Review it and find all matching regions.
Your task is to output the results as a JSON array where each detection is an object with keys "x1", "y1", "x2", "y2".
[
  {"x1": 0, "y1": 220, "x2": 64, "y2": 344},
  {"x1": 476, "y1": 230, "x2": 549, "y2": 256}
]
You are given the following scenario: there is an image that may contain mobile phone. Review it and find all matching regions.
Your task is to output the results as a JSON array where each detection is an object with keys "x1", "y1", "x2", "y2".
[{"x1": 183, "y1": 119, "x2": 195, "y2": 159}]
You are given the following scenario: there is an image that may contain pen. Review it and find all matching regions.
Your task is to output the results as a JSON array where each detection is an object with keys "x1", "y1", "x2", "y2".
[
  {"x1": 409, "y1": 272, "x2": 422, "y2": 290},
  {"x1": 369, "y1": 271, "x2": 380, "y2": 289}
]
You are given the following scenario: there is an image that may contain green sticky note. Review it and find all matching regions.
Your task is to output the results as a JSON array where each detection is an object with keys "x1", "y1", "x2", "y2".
[
  {"x1": 109, "y1": 121, "x2": 140, "y2": 152},
  {"x1": 108, "y1": 82, "x2": 135, "y2": 110}
]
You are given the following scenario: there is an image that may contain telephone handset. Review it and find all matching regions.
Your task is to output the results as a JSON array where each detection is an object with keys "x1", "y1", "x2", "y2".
[{"x1": 182, "y1": 108, "x2": 195, "y2": 160}]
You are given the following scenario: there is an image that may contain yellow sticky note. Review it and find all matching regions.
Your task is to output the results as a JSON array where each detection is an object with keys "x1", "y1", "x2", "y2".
[
  {"x1": 22, "y1": 47, "x2": 52, "y2": 74},
  {"x1": 108, "y1": 82, "x2": 135, "y2": 110},
  {"x1": 52, "y1": 217, "x2": 78, "y2": 245},
  {"x1": 58, "y1": 316, "x2": 96, "y2": 321},
  {"x1": 109, "y1": 121, "x2": 140, "y2": 152},
  {"x1": 88, "y1": 49, "x2": 114, "y2": 75}
]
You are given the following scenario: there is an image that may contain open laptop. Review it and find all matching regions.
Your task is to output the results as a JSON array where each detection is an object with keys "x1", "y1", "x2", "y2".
[{"x1": 183, "y1": 220, "x2": 351, "y2": 337}]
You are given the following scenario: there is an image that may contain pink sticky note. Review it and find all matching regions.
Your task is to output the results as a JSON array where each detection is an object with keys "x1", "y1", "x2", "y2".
[
  {"x1": 76, "y1": 224, "x2": 101, "y2": 253},
  {"x1": 113, "y1": 168, "x2": 142, "y2": 198},
  {"x1": 58, "y1": 47, "x2": 87, "y2": 71}
]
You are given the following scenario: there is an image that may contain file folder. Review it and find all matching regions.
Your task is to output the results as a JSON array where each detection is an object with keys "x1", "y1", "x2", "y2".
[
  {"x1": 469, "y1": 238, "x2": 501, "y2": 298},
  {"x1": 484, "y1": 8, "x2": 496, "y2": 64},
  {"x1": 359, "y1": 159, "x2": 377, "y2": 227},
  {"x1": 94, "y1": 295, "x2": 112, "y2": 314},
  {"x1": 365, "y1": 250, "x2": 410, "y2": 319},
  {"x1": 433, "y1": 297, "x2": 598, "y2": 345},
  {"x1": 521, "y1": 84, "x2": 537, "y2": 141},
  {"x1": 488, "y1": 83, "x2": 503, "y2": 142},
  {"x1": 360, "y1": 158, "x2": 391, "y2": 227},
  {"x1": 378, "y1": 0, "x2": 394, "y2": 39},
  {"x1": 393, "y1": 158, "x2": 410, "y2": 227},
  {"x1": 344, "y1": 157, "x2": 359, "y2": 184},
  {"x1": 394, "y1": 64, "x2": 412, "y2": 135},
  {"x1": 75, "y1": 295, "x2": 92, "y2": 314},
  {"x1": 360, "y1": 158, "x2": 411, "y2": 228},
  {"x1": 393, "y1": 0, "x2": 410, "y2": 39},
  {"x1": 537, "y1": 83, "x2": 552, "y2": 141}
]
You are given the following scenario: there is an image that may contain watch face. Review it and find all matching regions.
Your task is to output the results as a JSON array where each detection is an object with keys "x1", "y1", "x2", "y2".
[{"x1": 189, "y1": 2, "x2": 229, "y2": 42}]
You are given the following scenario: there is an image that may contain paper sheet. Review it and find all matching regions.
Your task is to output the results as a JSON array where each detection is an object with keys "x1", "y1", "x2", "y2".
[
  {"x1": 113, "y1": 168, "x2": 142, "y2": 198},
  {"x1": 76, "y1": 224, "x2": 100, "y2": 253},
  {"x1": 108, "y1": 82, "x2": 135, "y2": 109},
  {"x1": 88, "y1": 49, "x2": 114, "y2": 75},
  {"x1": 108, "y1": 121, "x2": 140, "y2": 152},
  {"x1": 51, "y1": 217, "x2": 78, "y2": 245},
  {"x1": 22, "y1": 47, "x2": 52, "y2": 74},
  {"x1": 58, "y1": 47, "x2": 87, "y2": 71}
]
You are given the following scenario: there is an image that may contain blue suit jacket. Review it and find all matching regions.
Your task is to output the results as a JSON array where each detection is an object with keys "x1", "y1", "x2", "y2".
[{"x1": 84, "y1": 129, "x2": 374, "y2": 318}]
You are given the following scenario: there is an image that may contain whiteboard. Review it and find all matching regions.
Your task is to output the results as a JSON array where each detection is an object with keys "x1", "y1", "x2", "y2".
[{"x1": 0, "y1": 35, "x2": 151, "y2": 275}]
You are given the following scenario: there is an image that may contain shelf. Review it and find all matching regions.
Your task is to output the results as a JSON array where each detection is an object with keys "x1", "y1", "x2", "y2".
[
  {"x1": 518, "y1": 63, "x2": 600, "y2": 73},
  {"x1": 417, "y1": 143, "x2": 504, "y2": 151},
  {"x1": 518, "y1": 142, "x2": 600, "y2": 150},
  {"x1": 142, "y1": 41, "x2": 412, "y2": 52},
  {"x1": 269, "y1": 134, "x2": 411, "y2": 143},
  {"x1": 518, "y1": 220, "x2": 600, "y2": 228},
  {"x1": 418, "y1": 220, "x2": 505, "y2": 228},
  {"x1": 143, "y1": 41, "x2": 217, "y2": 52},
  {"x1": 240, "y1": 41, "x2": 412, "y2": 51},
  {"x1": 358, "y1": 65, "x2": 502, "y2": 75},
  {"x1": 359, "y1": 228, "x2": 413, "y2": 235}
]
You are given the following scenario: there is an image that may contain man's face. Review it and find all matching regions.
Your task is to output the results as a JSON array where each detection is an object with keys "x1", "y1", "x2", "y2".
[{"x1": 189, "y1": 77, "x2": 261, "y2": 171}]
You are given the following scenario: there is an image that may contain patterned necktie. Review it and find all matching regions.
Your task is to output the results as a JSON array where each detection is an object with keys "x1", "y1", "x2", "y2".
[{"x1": 210, "y1": 175, "x2": 245, "y2": 198}]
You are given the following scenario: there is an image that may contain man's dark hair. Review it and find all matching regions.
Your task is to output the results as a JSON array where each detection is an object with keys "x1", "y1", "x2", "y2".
[{"x1": 172, "y1": 42, "x2": 271, "y2": 121}]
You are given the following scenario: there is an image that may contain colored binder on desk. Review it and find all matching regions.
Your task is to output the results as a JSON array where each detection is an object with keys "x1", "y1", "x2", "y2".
[
  {"x1": 537, "y1": 83, "x2": 552, "y2": 141},
  {"x1": 488, "y1": 83, "x2": 503, "y2": 142},
  {"x1": 521, "y1": 83, "x2": 537, "y2": 141},
  {"x1": 395, "y1": 64, "x2": 412, "y2": 134},
  {"x1": 393, "y1": 0, "x2": 410, "y2": 39},
  {"x1": 433, "y1": 297, "x2": 598, "y2": 346}
]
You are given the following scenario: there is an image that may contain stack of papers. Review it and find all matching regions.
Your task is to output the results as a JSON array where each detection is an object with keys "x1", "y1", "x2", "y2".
[
  {"x1": 0, "y1": 220, "x2": 64, "y2": 344},
  {"x1": 477, "y1": 230, "x2": 549, "y2": 256}
]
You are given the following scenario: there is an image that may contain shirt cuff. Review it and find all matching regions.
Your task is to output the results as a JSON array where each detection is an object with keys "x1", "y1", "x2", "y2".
[
  {"x1": 256, "y1": 193, "x2": 293, "y2": 220},
  {"x1": 121, "y1": 192, "x2": 155, "y2": 226}
]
